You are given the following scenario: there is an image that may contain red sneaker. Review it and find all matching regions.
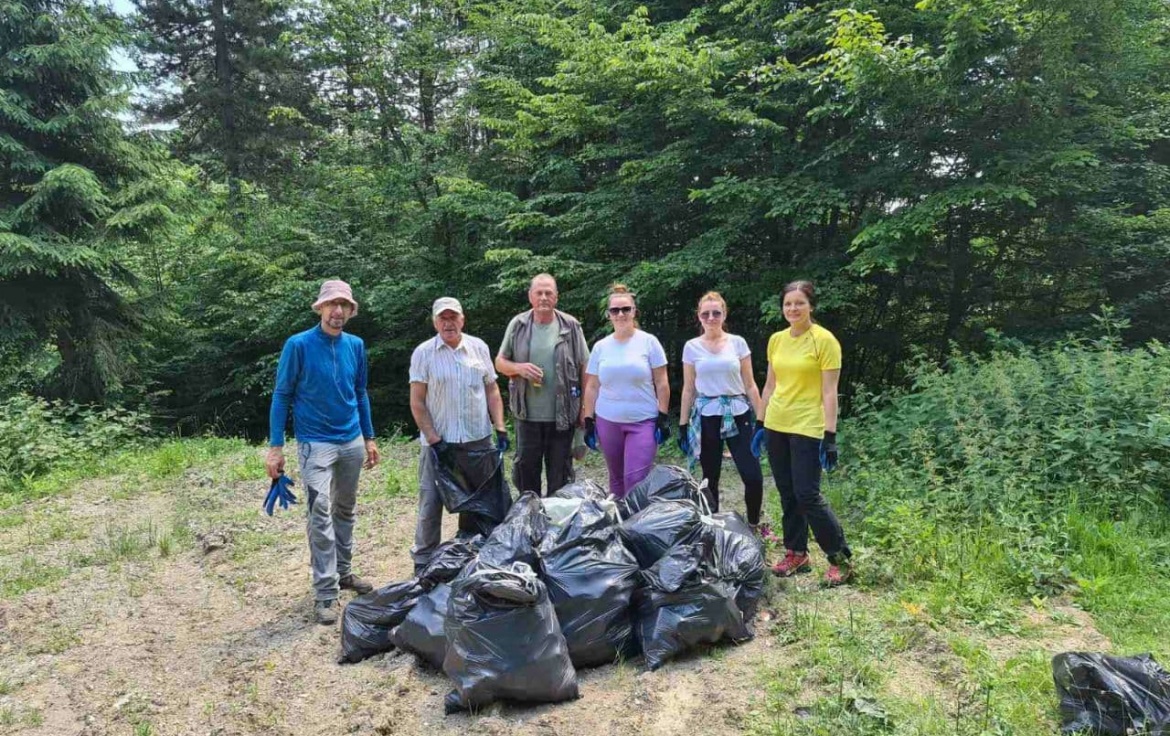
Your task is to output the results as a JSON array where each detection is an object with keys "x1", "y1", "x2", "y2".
[
  {"x1": 824, "y1": 562, "x2": 852, "y2": 587},
  {"x1": 771, "y1": 550, "x2": 811, "y2": 577}
]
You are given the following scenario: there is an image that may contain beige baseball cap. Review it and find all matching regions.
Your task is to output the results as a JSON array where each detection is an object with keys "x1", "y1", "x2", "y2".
[{"x1": 432, "y1": 297, "x2": 464, "y2": 317}]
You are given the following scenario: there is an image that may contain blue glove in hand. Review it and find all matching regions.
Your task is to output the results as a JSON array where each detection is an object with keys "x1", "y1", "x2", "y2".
[
  {"x1": 653, "y1": 412, "x2": 671, "y2": 446},
  {"x1": 263, "y1": 474, "x2": 298, "y2": 516},
  {"x1": 819, "y1": 431, "x2": 838, "y2": 472},
  {"x1": 583, "y1": 417, "x2": 599, "y2": 451},
  {"x1": 496, "y1": 429, "x2": 510, "y2": 453},
  {"x1": 677, "y1": 426, "x2": 691, "y2": 456},
  {"x1": 750, "y1": 421, "x2": 766, "y2": 458}
]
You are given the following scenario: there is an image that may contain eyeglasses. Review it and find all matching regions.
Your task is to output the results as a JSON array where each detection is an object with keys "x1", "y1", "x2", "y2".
[
  {"x1": 699, "y1": 310, "x2": 723, "y2": 319},
  {"x1": 607, "y1": 306, "x2": 634, "y2": 315}
]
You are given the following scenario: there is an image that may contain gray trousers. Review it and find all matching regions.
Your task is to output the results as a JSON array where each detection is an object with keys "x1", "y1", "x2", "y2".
[
  {"x1": 298, "y1": 437, "x2": 365, "y2": 601},
  {"x1": 411, "y1": 437, "x2": 491, "y2": 569}
]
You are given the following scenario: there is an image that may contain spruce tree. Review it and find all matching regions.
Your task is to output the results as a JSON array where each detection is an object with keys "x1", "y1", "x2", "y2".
[{"x1": 0, "y1": 0, "x2": 144, "y2": 402}]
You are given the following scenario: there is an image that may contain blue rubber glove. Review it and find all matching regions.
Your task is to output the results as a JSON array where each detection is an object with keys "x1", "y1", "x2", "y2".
[
  {"x1": 653, "y1": 412, "x2": 671, "y2": 446},
  {"x1": 263, "y1": 474, "x2": 298, "y2": 516},
  {"x1": 496, "y1": 428, "x2": 510, "y2": 453},
  {"x1": 750, "y1": 421, "x2": 766, "y2": 458},
  {"x1": 583, "y1": 417, "x2": 599, "y2": 451},
  {"x1": 677, "y1": 426, "x2": 691, "y2": 456},
  {"x1": 819, "y1": 431, "x2": 838, "y2": 472}
]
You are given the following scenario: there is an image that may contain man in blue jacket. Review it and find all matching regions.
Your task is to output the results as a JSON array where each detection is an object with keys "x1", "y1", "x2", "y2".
[{"x1": 267, "y1": 280, "x2": 380, "y2": 625}]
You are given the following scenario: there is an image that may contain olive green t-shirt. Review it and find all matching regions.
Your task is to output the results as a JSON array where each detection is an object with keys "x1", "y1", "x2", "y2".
[{"x1": 501, "y1": 318, "x2": 560, "y2": 422}]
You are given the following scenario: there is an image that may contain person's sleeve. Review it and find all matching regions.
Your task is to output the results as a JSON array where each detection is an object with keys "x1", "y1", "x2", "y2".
[
  {"x1": 268, "y1": 339, "x2": 299, "y2": 446},
  {"x1": 819, "y1": 331, "x2": 842, "y2": 371},
  {"x1": 355, "y1": 340, "x2": 375, "y2": 439},
  {"x1": 499, "y1": 318, "x2": 517, "y2": 359},
  {"x1": 736, "y1": 335, "x2": 751, "y2": 359},
  {"x1": 648, "y1": 334, "x2": 668, "y2": 368},
  {"x1": 586, "y1": 341, "x2": 601, "y2": 375},
  {"x1": 409, "y1": 344, "x2": 428, "y2": 383},
  {"x1": 574, "y1": 324, "x2": 590, "y2": 365},
  {"x1": 682, "y1": 340, "x2": 696, "y2": 365},
  {"x1": 479, "y1": 339, "x2": 498, "y2": 382}
]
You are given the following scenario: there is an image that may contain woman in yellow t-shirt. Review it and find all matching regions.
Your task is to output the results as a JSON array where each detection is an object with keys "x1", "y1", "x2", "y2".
[{"x1": 756, "y1": 280, "x2": 852, "y2": 585}]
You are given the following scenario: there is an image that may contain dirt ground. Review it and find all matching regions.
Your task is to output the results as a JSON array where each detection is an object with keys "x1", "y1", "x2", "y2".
[
  {"x1": 0, "y1": 444, "x2": 805, "y2": 736},
  {"x1": 0, "y1": 443, "x2": 1108, "y2": 735}
]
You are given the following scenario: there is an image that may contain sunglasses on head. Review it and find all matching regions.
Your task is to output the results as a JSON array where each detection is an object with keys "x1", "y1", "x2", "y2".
[
  {"x1": 699, "y1": 310, "x2": 723, "y2": 319},
  {"x1": 607, "y1": 306, "x2": 634, "y2": 315}
]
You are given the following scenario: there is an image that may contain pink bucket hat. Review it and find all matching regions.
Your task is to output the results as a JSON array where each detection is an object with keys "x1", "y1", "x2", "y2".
[{"x1": 312, "y1": 280, "x2": 358, "y2": 315}]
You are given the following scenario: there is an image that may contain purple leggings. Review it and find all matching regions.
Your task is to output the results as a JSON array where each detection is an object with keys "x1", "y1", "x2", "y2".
[{"x1": 596, "y1": 416, "x2": 658, "y2": 498}]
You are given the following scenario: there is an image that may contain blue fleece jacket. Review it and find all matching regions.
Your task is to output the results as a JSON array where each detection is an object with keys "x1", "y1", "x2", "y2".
[{"x1": 268, "y1": 325, "x2": 375, "y2": 446}]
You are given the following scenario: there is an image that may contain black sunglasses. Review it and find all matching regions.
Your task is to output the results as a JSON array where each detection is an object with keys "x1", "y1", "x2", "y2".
[
  {"x1": 699, "y1": 310, "x2": 723, "y2": 319},
  {"x1": 607, "y1": 306, "x2": 634, "y2": 315}
]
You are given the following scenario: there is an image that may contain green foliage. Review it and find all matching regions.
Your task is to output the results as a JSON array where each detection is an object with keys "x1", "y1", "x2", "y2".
[{"x1": 0, "y1": 394, "x2": 148, "y2": 493}]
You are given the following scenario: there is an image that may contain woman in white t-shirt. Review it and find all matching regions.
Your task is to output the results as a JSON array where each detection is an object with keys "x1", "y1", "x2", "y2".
[
  {"x1": 582, "y1": 284, "x2": 670, "y2": 498},
  {"x1": 679, "y1": 291, "x2": 765, "y2": 527}
]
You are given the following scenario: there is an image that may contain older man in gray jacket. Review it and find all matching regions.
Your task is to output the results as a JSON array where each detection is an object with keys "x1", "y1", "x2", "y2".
[{"x1": 495, "y1": 274, "x2": 590, "y2": 496}]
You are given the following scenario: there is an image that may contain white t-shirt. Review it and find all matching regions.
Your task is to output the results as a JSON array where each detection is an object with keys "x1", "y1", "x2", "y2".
[
  {"x1": 683, "y1": 334, "x2": 751, "y2": 416},
  {"x1": 587, "y1": 330, "x2": 668, "y2": 423}
]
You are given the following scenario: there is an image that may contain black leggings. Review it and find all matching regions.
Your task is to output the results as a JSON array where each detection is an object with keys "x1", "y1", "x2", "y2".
[
  {"x1": 698, "y1": 410, "x2": 764, "y2": 524},
  {"x1": 766, "y1": 429, "x2": 851, "y2": 560}
]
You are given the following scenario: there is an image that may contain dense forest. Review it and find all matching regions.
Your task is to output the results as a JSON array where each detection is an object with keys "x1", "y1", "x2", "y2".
[{"x1": 3, "y1": 0, "x2": 1169, "y2": 438}]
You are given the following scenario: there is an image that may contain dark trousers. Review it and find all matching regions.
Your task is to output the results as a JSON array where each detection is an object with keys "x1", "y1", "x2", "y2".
[
  {"x1": 698, "y1": 411, "x2": 764, "y2": 524},
  {"x1": 766, "y1": 429, "x2": 851, "y2": 560},
  {"x1": 513, "y1": 420, "x2": 575, "y2": 496}
]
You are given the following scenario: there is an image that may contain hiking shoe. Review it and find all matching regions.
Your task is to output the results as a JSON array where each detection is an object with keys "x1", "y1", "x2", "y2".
[
  {"x1": 771, "y1": 550, "x2": 812, "y2": 577},
  {"x1": 824, "y1": 563, "x2": 853, "y2": 587},
  {"x1": 339, "y1": 574, "x2": 373, "y2": 595},
  {"x1": 315, "y1": 598, "x2": 339, "y2": 625}
]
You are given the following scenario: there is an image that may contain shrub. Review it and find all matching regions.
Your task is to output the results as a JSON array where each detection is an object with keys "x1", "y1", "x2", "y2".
[{"x1": 0, "y1": 394, "x2": 148, "y2": 492}]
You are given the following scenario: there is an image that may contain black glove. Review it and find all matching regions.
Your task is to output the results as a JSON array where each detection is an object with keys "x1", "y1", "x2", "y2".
[
  {"x1": 496, "y1": 428, "x2": 510, "y2": 453},
  {"x1": 819, "y1": 431, "x2": 838, "y2": 472},
  {"x1": 432, "y1": 438, "x2": 454, "y2": 467},
  {"x1": 654, "y1": 411, "x2": 671, "y2": 446}
]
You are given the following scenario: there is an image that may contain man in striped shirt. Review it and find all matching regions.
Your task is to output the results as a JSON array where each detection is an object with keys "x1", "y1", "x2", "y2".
[{"x1": 408, "y1": 297, "x2": 508, "y2": 571}]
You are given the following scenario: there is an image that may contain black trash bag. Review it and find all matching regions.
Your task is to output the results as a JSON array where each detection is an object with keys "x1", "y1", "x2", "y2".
[
  {"x1": 539, "y1": 500, "x2": 641, "y2": 668},
  {"x1": 1052, "y1": 652, "x2": 1170, "y2": 735},
  {"x1": 704, "y1": 512, "x2": 766, "y2": 626},
  {"x1": 618, "y1": 499, "x2": 708, "y2": 569},
  {"x1": 543, "y1": 496, "x2": 619, "y2": 548},
  {"x1": 443, "y1": 563, "x2": 579, "y2": 713},
  {"x1": 389, "y1": 583, "x2": 452, "y2": 669},
  {"x1": 434, "y1": 444, "x2": 513, "y2": 524},
  {"x1": 339, "y1": 580, "x2": 425, "y2": 664},
  {"x1": 553, "y1": 479, "x2": 608, "y2": 502},
  {"x1": 477, "y1": 491, "x2": 548, "y2": 570},
  {"x1": 417, "y1": 537, "x2": 483, "y2": 590},
  {"x1": 634, "y1": 542, "x2": 751, "y2": 671},
  {"x1": 616, "y1": 465, "x2": 706, "y2": 520}
]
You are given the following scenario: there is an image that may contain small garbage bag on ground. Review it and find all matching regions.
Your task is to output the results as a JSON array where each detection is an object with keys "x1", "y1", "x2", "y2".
[
  {"x1": 634, "y1": 542, "x2": 751, "y2": 671},
  {"x1": 705, "y1": 511, "x2": 766, "y2": 626},
  {"x1": 340, "y1": 581, "x2": 425, "y2": 664},
  {"x1": 417, "y1": 537, "x2": 482, "y2": 590},
  {"x1": 616, "y1": 465, "x2": 706, "y2": 520},
  {"x1": 390, "y1": 583, "x2": 452, "y2": 669},
  {"x1": 545, "y1": 495, "x2": 619, "y2": 546},
  {"x1": 434, "y1": 444, "x2": 513, "y2": 524},
  {"x1": 1052, "y1": 652, "x2": 1170, "y2": 735},
  {"x1": 477, "y1": 491, "x2": 548, "y2": 570},
  {"x1": 443, "y1": 563, "x2": 579, "y2": 713},
  {"x1": 619, "y1": 499, "x2": 708, "y2": 569},
  {"x1": 553, "y1": 479, "x2": 608, "y2": 502},
  {"x1": 539, "y1": 499, "x2": 640, "y2": 668}
]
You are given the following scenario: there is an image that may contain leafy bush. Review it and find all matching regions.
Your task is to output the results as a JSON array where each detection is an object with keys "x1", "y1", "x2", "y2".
[{"x1": 0, "y1": 394, "x2": 149, "y2": 492}]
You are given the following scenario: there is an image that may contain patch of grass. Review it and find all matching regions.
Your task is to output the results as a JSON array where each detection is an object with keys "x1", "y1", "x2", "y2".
[
  {"x1": 0, "y1": 707, "x2": 14, "y2": 726},
  {"x1": 0, "y1": 678, "x2": 16, "y2": 695},
  {"x1": 1, "y1": 555, "x2": 68, "y2": 598},
  {"x1": 26, "y1": 625, "x2": 81, "y2": 655},
  {"x1": 96, "y1": 519, "x2": 162, "y2": 563}
]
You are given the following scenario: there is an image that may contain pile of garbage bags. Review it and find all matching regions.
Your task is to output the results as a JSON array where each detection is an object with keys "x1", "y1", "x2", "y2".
[
  {"x1": 1052, "y1": 652, "x2": 1170, "y2": 735},
  {"x1": 340, "y1": 464, "x2": 766, "y2": 712}
]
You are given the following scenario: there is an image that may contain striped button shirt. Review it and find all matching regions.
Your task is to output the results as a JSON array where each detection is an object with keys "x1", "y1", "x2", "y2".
[{"x1": 409, "y1": 333, "x2": 497, "y2": 444}]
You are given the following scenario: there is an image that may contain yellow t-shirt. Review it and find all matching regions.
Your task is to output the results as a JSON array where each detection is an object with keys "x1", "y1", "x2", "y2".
[{"x1": 764, "y1": 324, "x2": 841, "y2": 439}]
